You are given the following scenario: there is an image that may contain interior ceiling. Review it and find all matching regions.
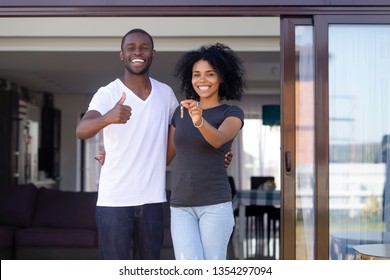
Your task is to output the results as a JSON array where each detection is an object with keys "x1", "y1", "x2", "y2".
[
  {"x1": 0, "y1": 16, "x2": 281, "y2": 97},
  {"x1": 0, "y1": 50, "x2": 280, "y2": 97}
]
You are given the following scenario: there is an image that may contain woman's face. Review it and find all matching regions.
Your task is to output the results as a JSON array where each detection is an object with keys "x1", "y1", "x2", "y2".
[{"x1": 191, "y1": 59, "x2": 221, "y2": 99}]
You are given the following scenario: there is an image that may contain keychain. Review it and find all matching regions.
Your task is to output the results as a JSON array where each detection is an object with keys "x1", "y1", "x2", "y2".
[{"x1": 180, "y1": 103, "x2": 184, "y2": 118}]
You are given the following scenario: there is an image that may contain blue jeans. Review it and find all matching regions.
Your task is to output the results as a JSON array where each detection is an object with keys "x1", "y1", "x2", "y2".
[
  {"x1": 170, "y1": 201, "x2": 234, "y2": 260},
  {"x1": 96, "y1": 203, "x2": 163, "y2": 260}
]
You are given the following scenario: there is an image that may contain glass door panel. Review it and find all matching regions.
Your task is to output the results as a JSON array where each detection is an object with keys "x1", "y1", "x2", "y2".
[
  {"x1": 281, "y1": 17, "x2": 315, "y2": 260},
  {"x1": 295, "y1": 25, "x2": 315, "y2": 260},
  {"x1": 328, "y1": 24, "x2": 390, "y2": 259}
]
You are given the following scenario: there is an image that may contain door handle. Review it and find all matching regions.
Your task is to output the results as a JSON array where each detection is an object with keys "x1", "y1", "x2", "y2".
[{"x1": 285, "y1": 151, "x2": 291, "y2": 175}]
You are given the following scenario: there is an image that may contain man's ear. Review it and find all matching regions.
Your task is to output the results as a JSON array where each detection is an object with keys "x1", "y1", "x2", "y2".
[
  {"x1": 152, "y1": 49, "x2": 156, "y2": 58},
  {"x1": 119, "y1": 51, "x2": 124, "y2": 61}
]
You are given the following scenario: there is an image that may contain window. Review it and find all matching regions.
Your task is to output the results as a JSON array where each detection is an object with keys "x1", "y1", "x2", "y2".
[{"x1": 240, "y1": 118, "x2": 281, "y2": 190}]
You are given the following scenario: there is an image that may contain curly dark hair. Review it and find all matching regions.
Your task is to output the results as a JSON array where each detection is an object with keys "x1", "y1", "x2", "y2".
[{"x1": 174, "y1": 43, "x2": 246, "y2": 101}]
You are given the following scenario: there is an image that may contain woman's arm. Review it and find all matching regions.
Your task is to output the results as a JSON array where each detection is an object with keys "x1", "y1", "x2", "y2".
[
  {"x1": 196, "y1": 116, "x2": 242, "y2": 149},
  {"x1": 181, "y1": 100, "x2": 242, "y2": 149}
]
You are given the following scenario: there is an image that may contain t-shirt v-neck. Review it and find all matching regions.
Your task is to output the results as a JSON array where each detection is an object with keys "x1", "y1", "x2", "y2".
[{"x1": 117, "y1": 78, "x2": 153, "y2": 103}]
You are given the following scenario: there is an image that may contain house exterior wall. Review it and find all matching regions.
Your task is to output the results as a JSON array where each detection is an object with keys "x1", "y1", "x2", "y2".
[
  {"x1": 1, "y1": 0, "x2": 390, "y2": 17},
  {"x1": 1, "y1": 0, "x2": 390, "y2": 6}
]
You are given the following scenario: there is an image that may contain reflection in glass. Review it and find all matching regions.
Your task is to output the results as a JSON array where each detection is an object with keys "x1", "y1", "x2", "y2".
[
  {"x1": 295, "y1": 25, "x2": 315, "y2": 260},
  {"x1": 328, "y1": 24, "x2": 390, "y2": 259}
]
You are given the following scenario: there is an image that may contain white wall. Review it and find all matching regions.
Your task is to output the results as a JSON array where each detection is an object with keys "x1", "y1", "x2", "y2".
[{"x1": 55, "y1": 93, "x2": 93, "y2": 191}]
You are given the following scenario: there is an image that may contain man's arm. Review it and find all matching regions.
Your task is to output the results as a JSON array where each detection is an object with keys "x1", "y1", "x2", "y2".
[
  {"x1": 76, "y1": 92, "x2": 131, "y2": 140},
  {"x1": 166, "y1": 125, "x2": 176, "y2": 166},
  {"x1": 76, "y1": 110, "x2": 107, "y2": 140},
  {"x1": 224, "y1": 150, "x2": 233, "y2": 168}
]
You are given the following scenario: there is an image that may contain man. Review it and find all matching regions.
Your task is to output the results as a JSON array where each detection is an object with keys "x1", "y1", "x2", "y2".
[{"x1": 76, "y1": 28, "x2": 178, "y2": 260}]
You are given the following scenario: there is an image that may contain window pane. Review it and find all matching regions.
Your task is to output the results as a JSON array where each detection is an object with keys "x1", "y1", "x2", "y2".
[
  {"x1": 329, "y1": 24, "x2": 390, "y2": 260},
  {"x1": 295, "y1": 25, "x2": 315, "y2": 260},
  {"x1": 241, "y1": 119, "x2": 280, "y2": 190}
]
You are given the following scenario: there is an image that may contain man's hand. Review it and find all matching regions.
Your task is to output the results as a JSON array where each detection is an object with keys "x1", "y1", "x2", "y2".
[
  {"x1": 224, "y1": 150, "x2": 233, "y2": 168},
  {"x1": 105, "y1": 92, "x2": 132, "y2": 124}
]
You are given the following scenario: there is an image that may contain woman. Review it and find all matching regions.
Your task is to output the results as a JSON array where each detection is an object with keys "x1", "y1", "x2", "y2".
[{"x1": 167, "y1": 43, "x2": 246, "y2": 260}]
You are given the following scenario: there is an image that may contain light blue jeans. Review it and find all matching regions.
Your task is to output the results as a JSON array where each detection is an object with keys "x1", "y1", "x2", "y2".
[{"x1": 170, "y1": 201, "x2": 234, "y2": 260}]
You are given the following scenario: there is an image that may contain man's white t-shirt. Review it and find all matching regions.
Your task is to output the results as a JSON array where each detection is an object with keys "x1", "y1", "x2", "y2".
[{"x1": 87, "y1": 78, "x2": 178, "y2": 206}]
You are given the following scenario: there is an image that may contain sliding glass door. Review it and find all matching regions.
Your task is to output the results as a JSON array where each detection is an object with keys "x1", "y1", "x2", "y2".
[
  {"x1": 281, "y1": 15, "x2": 390, "y2": 260},
  {"x1": 325, "y1": 18, "x2": 390, "y2": 260}
]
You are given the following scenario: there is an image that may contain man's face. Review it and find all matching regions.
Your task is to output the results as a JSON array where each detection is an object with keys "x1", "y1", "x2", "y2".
[{"x1": 120, "y1": 32, "x2": 155, "y2": 75}]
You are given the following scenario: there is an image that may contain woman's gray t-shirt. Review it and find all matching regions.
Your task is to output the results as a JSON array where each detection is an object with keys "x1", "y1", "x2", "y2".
[{"x1": 170, "y1": 104, "x2": 244, "y2": 207}]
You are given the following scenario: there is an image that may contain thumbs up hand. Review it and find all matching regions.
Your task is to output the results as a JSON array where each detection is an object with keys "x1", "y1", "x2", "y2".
[
  {"x1": 117, "y1": 91, "x2": 127, "y2": 105},
  {"x1": 105, "y1": 92, "x2": 132, "y2": 124}
]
